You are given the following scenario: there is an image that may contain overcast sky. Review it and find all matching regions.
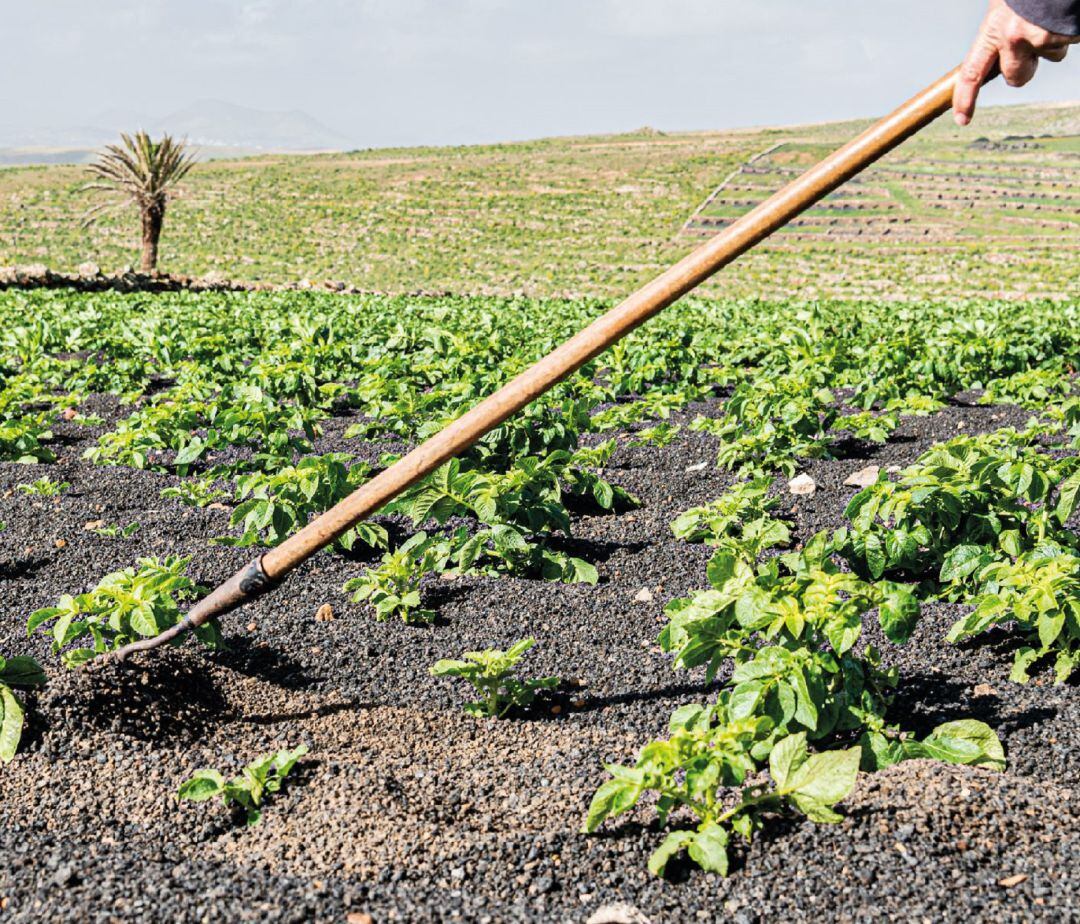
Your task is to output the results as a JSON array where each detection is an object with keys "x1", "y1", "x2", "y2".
[{"x1": 2, "y1": 0, "x2": 1077, "y2": 147}]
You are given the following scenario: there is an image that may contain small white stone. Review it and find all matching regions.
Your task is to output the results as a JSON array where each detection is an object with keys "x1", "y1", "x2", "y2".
[
  {"x1": 684, "y1": 461, "x2": 708, "y2": 473},
  {"x1": 587, "y1": 904, "x2": 652, "y2": 924},
  {"x1": 843, "y1": 465, "x2": 880, "y2": 488},
  {"x1": 634, "y1": 588, "x2": 654, "y2": 603},
  {"x1": 788, "y1": 473, "x2": 816, "y2": 496}
]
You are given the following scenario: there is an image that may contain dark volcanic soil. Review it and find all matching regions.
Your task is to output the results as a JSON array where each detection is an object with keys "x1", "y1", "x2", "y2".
[{"x1": 0, "y1": 395, "x2": 1076, "y2": 924}]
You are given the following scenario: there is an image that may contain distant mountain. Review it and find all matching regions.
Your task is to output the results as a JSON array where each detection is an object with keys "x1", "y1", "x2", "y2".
[
  {"x1": 150, "y1": 100, "x2": 348, "y2": 151},
  {"x1": 0, "y1": 100, "x2": 348, "y2": 155}
]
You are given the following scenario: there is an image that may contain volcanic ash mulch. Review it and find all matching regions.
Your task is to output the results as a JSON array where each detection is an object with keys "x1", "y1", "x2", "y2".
[{"x1": 0, "y1": 396, "x2": 1076, "y2": 923}]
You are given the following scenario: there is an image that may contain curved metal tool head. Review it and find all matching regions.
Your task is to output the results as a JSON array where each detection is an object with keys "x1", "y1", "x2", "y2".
[{"x1": 106, "y1": 556, "x2": 278, "y2": 662}]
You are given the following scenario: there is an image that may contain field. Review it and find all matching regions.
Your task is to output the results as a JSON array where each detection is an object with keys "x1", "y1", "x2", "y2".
[
  {"x1": 1, "y1": 101, "x2": 1078, "y2": 301},
  {"x1": 0, "y1": 98, "x2": 1079, "y2": 923}
]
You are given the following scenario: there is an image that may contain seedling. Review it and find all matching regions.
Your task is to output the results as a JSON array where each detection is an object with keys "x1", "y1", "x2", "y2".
[
  {"x1": 344, "y1": 532, "x2": 446, "y2": 624},
  {"x1": 0, "y1": 654, "x2": 46, "y2": 763},
  {"x1": 16, "y1": 478, "x2": 70, "y2": 497},
  {"x1": 629, "y1": 423, "x2": 681, "y2": 448},
  {"x1": 161, "y1": 476, "x2": 228, "y2": 508},
  {"x1": 430, "y1": 638, "x2": 559, "y2": 718},
  {"x1": 177, "y1": 745, "x2": 309, "y2": 826},
  {"x1": 93, "y1": 521, "x2": 141, "y2": 539}
]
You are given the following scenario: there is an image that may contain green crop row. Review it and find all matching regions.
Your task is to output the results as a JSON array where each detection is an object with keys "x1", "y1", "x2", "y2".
[{"x1": 1, "y1": 288, "x2": 1078, "y2": 878}]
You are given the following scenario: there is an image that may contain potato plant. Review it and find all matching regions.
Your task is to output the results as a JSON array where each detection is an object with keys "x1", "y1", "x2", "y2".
[
  {"x1": 93, "y1": 521, "x2": 141, "y2": 539},
  {"x1": 27, "y1": 556, "x2": 218, "y2": 666},
  {"x1": 178, "y1": 745, "x2": 308, "y2": 826},
  {"x1": 585, "y1": 719, "x2": 861, "y2": 877},
  {"x1": 160, "y1": 476, "x2": 228, "y2": 508},
  {"x1": 219, "y1": 453, "x2": 387, "y2": 552},
  {"x1": 586, "y1": 474, "x2": 1005, "y2": 876},
  {"x1": 344, "y1": 532, "x2": 446, "y2": 624},
  {"x1": 431, "y1": 638, "x2": 558, "y2": 718},
  {"x1": 670, "y1": 478, "x2": 790, "y2": 558},
  {"x1": 16, "y1": 478, "x2": 70, "y2": 497}
]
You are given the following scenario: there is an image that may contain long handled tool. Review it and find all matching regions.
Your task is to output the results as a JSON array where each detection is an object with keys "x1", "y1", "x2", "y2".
[{"x1": 111, "y1": 66, "x2": 975, "y2": 661}]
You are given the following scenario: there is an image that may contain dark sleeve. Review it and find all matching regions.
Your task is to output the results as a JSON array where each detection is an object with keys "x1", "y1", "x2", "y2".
[{"x1": 1005, "y1": 0, "x2": 1080, "y2": 34}]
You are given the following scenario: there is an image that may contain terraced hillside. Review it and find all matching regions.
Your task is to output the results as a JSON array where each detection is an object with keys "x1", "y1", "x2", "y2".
[
  {"x1": 683, "y1": 126, "x2": 1079, "y2": 300},
  {"x1": 0, "y1": 101, "x2": 1076, "y2": 301}
]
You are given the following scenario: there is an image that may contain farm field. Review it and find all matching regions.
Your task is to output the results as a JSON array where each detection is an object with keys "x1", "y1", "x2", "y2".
[
  {"x1": 1, "y1": 100, "x2": 1078, "y2": 301},
  {"x1": 2, "y1": 286, "x2": 1080, "y2": 922}
]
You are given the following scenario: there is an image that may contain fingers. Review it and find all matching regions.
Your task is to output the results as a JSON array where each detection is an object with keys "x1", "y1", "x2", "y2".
[
  {"x1": 954, "y1": 0, "x2": 1078, "y2": 126},
  {"x1": 1000, "y1": 40, "x2": 1040, "y2": 86},
  {"x1": 1039, "y1": 42, "x2": 1071, "y2": 62},
  {"x1": 954, "y1": 35, "x2": 999, "y2": 126}
]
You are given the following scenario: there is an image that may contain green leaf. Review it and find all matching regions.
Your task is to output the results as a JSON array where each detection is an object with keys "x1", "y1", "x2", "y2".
[
  {"x1": 271, "y1": 744, "x2": 309, "y2": 778},
  {"x1": 568, "y1": 558, "x2": 599, "y2": 585},
  {"x1": 864, "y1": 533, "x2": 885, "y2": 579},
  {"x1": 859, "y1": 730, "x2": 905, "y2": 772},
  {"x1": 1055, "y1": 469, "x2": 1080, "y2": 525},
  {"x1": 1010, "y1": 646, "x2": 1040, "y2": 684},
  {"x1": 0, "y1": 684, "x2": 25, "y2": 763},
  {"x1": 63, "y1": 647, "x2": 97, "y2": 668},
  {"x1": 728, "y1": 680, "x2": 764, "y2": 720},
  {"x1": 785, "y1": 746, "x2": 860, "y2": 805},
  {"x1": 0, "y1": 656, "x2": 46, "y2": 688},
  {"x1": 129, "y1": 604, "x2": 160, "y2": 638},
  {"x1": 26, "y1": 607, "x2": 63, "y2": 636},
  {"x1": 706, "y1": 552, "x2": 737, "y2": 590},
  {"x1": 581, "y1": 777, "x2": 641, "y2": 833},
  {"x1": 177, "y1": 769, "x2": 227, "y2": 801},
  {"x1": 647, "y1": 830, "x2": 695, "y2": 877},
  {"x1": 1038, "y1": 610, "x2": 1065, "y2": 650},
  {"x1": 877, "y1": 582, "x2": 920, "y2": 645},
  {"x1": 687, "y1": 822, "x2": 729, "y2": 875},
  {"x1": 173, "y1": 440, "x2": 206, "y2": 467},
  {"x1": 790, "y1": 670, "x2": 819, "y2": 731},
  {"x1": 769, "y1": 731, "x2": 808, "y2": 790},
  {"x1": 939, "y1": 545, "x2": 988, "y2": 584},
  {"x1": 919, "y1": 720, "x2": 1005, "y2": 771},
  {"x1": 789, "y1": 792, "x2": 843, "y2": 824}
]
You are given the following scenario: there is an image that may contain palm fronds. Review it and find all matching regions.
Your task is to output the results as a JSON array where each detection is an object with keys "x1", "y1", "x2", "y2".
[
  {"x1": 80, "y1": 131, "x2": 195, "y2": 271},
  {"x1": 82, "y1": 131, "x2": 194, "y2": 216}
]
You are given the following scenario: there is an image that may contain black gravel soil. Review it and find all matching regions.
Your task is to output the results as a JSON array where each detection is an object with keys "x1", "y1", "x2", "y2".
[{"x1": 0, "y1": 395, "x2": 1076, "y2": 923}]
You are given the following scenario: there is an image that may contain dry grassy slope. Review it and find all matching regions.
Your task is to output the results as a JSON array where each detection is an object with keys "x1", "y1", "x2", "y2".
[{"x1": 0, "y1": 101, "x2": 1076, "y2": 301}]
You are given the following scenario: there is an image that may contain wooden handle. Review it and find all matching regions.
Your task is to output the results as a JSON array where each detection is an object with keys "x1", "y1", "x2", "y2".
[
  {"x1": 261, "y1": 66, "x2": 961, "y2": 579},
  {"x1": 106, "y1": 66, "x2": 962, "y2": 659}
]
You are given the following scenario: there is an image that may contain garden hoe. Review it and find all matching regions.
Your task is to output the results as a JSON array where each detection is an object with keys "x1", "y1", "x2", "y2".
[{"x1": 107, "y1": 65, "x2": 992, "y2": 662}]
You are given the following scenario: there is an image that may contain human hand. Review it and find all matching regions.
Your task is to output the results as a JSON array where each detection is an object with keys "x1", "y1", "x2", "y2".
[{"x1": 953, "y1": 0, "x2": 1078, "y2": 125}]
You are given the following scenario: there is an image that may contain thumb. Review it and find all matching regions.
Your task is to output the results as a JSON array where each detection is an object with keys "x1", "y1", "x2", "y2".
[{"x1": 953, "y1": 35, "x2": 999, "y2": 125}]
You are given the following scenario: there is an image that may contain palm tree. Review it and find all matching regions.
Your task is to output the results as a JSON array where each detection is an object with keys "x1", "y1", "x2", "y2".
[{"x1": 82, "y1": 132, "x2": 196, "y2": 274}]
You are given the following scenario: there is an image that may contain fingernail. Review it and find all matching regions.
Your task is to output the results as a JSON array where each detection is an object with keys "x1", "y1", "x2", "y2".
[{"x1": 954, "y1": 112, "x2": 969, "y2": 126}]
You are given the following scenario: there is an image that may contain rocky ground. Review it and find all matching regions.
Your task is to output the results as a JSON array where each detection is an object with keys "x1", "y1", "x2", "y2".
[{"x1": 0, "y1": 393, "x2": 1075, "y2": 923}]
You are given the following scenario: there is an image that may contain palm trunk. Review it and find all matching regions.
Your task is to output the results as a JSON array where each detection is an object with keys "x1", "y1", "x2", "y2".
[{"x1": 140, "y1": 204, "x2": 164, "y2": 274}]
